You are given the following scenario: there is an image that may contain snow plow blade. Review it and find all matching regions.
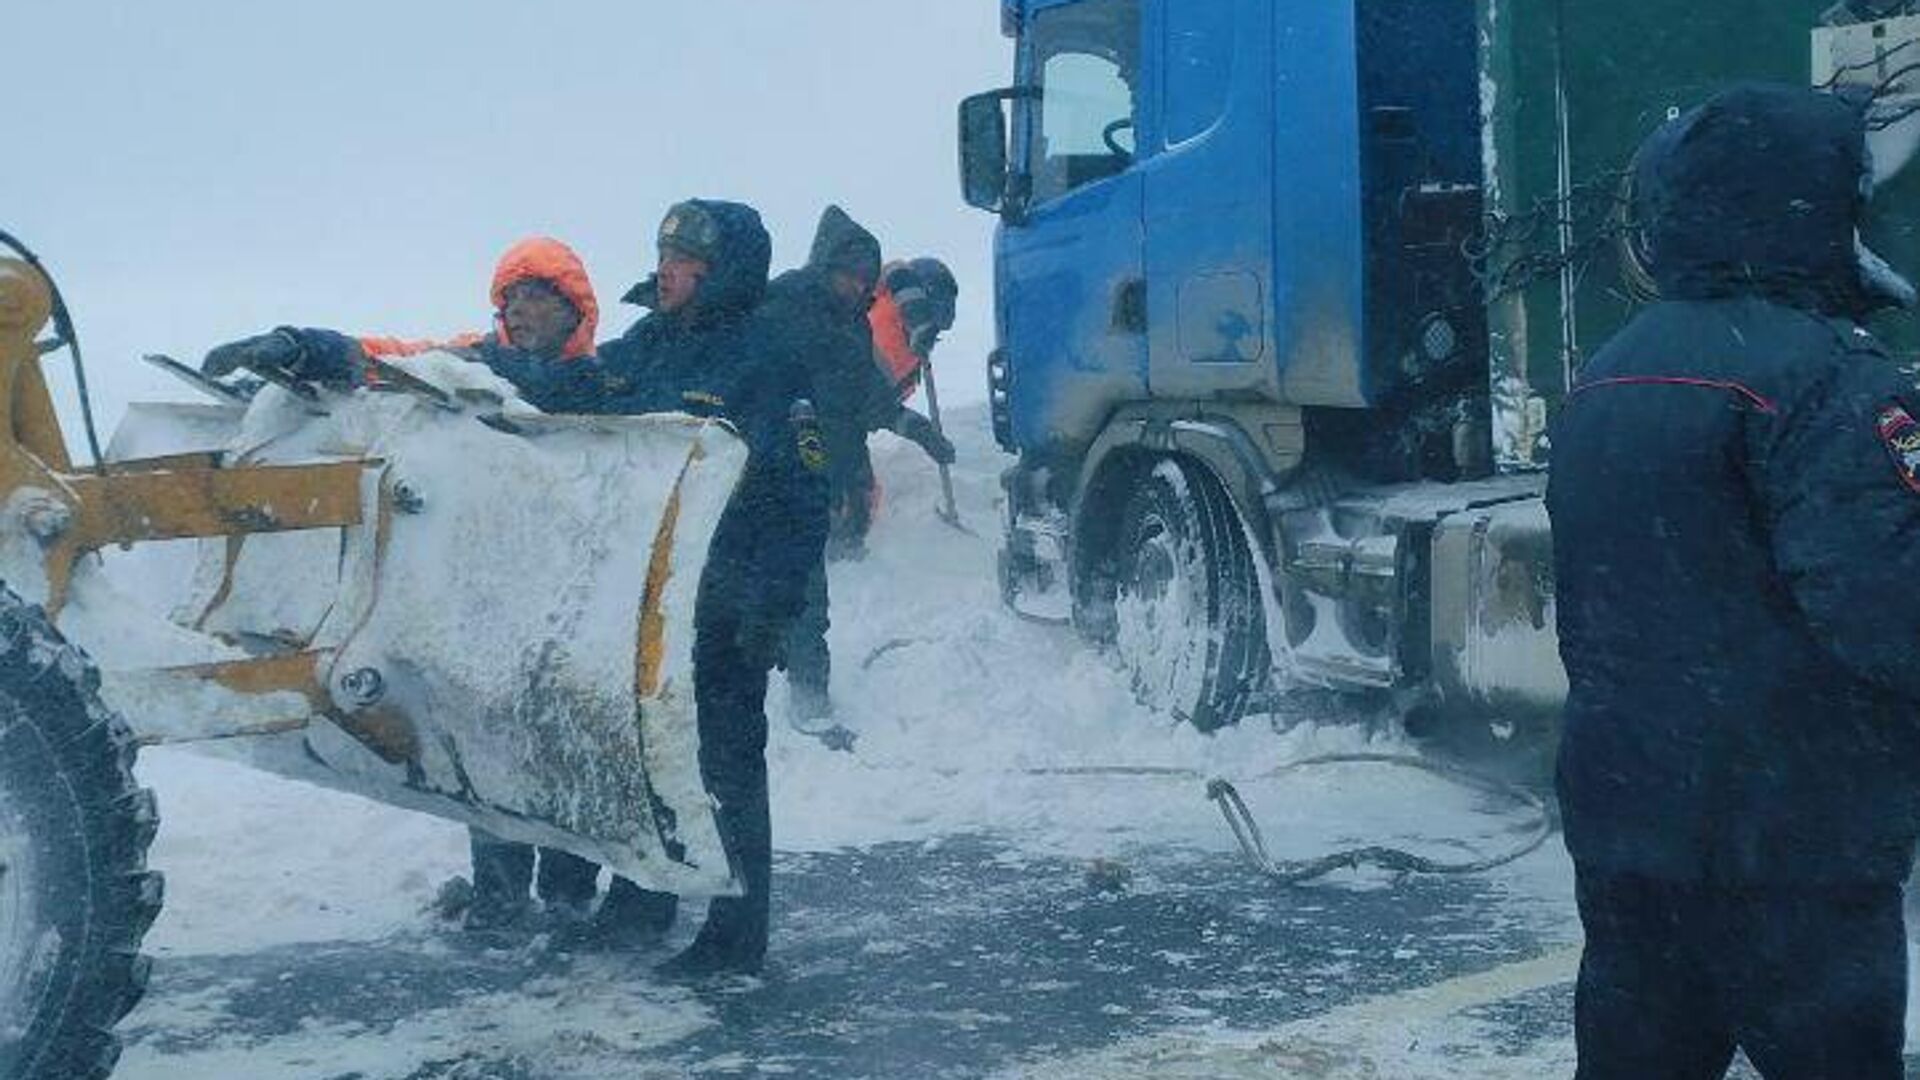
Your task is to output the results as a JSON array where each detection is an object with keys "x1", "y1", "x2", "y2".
[{"x1": 75, "y1": 356, "x2": 748, "y2": 898}]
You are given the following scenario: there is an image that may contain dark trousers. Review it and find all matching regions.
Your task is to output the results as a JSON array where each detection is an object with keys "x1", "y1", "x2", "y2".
[
  {"x1": 468, "y1": 829, "x2": 599, "y2": 908},
  {"x1": 614, "y1": 609, "x2": 773, "y2": 964},
  {"x1": 1572, "y1": 867, "x2": 1907, "y2": 1080},
  {"x1": 783, "y1": 561, "x2": 831, "y2": 698}
]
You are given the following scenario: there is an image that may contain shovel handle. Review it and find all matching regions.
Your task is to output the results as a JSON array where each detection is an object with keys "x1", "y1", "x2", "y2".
[{"x1": 917, "y1": 357, "x2": 963, "y2": 527}]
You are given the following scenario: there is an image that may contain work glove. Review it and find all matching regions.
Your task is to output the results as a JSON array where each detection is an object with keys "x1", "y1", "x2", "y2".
[
  {"x1": 203, "y1": 327, "x2": 367, "y2": 389},
  {"x1": 735, "y1": 617, "x2": 790, "y2": 673},
  {"x1": 202, "y1": 328, "x2": 306, "y2": 379},
  {"x1": 893, "y1": 408, "x2": 956, "y2": 466}
]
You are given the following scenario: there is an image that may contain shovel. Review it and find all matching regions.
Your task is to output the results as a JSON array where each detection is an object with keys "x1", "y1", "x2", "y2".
[{"x1": 916, "y1": 356, "x2": 976, "y2": 536}]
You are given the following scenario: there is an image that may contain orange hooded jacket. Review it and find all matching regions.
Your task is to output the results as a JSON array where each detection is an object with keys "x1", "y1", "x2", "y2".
[
  {"x1": 357, "y1": 236, "x2": 600, "y2": 363},
  {"x1": 867, "y1": 279, "x2": 922, "y2": 402}
]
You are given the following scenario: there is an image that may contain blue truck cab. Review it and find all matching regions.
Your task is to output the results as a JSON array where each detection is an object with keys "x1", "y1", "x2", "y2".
[
  {"x1": 960, "y1": 0, "x2": 1905, "y2": 735},
  {"x1": 983, "y1": 0, "x2": 1484, "y2": 462}
]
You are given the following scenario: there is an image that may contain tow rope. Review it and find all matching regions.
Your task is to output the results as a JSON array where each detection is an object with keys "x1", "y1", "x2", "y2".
[
  {"x1": 784, "y1": 707, "x2": 1556, "y2": 886},
  {"x1": 1204, "y1": 753, "x2": 1553, "y2": 883},
  {"x1": 829, "y1": 636, "x2": 1556, "y2": 884},
  {"x1": 1002, "y1": 755, "x2": 1553, "y2": 885}
]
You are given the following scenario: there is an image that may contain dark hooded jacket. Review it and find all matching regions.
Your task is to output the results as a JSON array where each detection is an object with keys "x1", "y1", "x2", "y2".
[
  {"x1": 591, "y1": 200, "x2": 829, "y2": 630},
  {"x1": 753, "y1": 208, "x2": 899, "y2": 523},
  {"x1": 1548, "y1": 83, "x2": 1920, "y2": 887}
]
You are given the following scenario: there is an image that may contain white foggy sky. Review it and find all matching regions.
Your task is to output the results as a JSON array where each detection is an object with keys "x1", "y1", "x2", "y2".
[{"x1": 6, "y1": 2, "x2": 1012, "y2": 443}]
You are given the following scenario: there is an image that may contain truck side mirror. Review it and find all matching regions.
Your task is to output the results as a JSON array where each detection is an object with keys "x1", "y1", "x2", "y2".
[{"x1": 958, "y1": 88, "x2": 1033, "y2": 219}]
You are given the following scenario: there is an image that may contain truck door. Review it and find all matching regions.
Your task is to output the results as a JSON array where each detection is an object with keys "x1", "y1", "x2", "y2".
[
  {"x1": 1140, "y1": 0, "x2": 1280, "y2": 402},
  {"x1": 1000, "y1": 0, "x2": 1147, "y2": 451}
]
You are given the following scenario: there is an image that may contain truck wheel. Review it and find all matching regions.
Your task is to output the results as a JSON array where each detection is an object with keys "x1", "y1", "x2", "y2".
[
  {"x1": 1112, "y1": 458, "x2": 1268, "y2": 730},
  {"x1": 0, "y1": 590, "x2": 161, "y2": 1080}
]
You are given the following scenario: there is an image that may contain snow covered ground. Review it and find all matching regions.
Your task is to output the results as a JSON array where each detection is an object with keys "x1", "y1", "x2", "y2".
[{"x1": 107, "y1": 404, "x2": 1917, "y2": 1078}]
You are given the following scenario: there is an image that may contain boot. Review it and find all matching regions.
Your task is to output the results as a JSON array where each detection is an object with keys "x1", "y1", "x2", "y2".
[
  {"x1": 463, "y1": 892, "x2": 534, "y2": 933},
  {"x1": 787, "y1": 677, "x2": 834, "y2": 724},
  {"x1": 535, "y1": 846, "x2": 599, "y2": 935},
  {"x1": 655, "y1": 796, "x2": 770, "y2": 980},
  {"x1": 464, "y1": 829, "x2": 535, "y2": 934},
  {"x1": 578, "y1": 877, "x2": 678, "y2": 951},
  {"x1": 655, "y1": 923, "x2": 764, "y2": 981}
]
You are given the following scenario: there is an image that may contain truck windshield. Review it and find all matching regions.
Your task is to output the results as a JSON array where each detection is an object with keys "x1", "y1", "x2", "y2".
[{"x1": 1025, "y1": 0, "x2": 1139, "y2": 205}]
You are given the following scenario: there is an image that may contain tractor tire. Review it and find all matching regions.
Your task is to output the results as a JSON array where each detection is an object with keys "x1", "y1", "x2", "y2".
[
  {"x1": 1111, "y1": 458, "x2": 1268, "y2": 731},
  {"x1": 0, "y1": 588, "x2": 161, "y2": 1080}
]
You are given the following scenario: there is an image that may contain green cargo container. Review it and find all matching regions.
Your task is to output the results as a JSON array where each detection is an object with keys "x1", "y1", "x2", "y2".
[{"x1": 1481, "y1": 0, "x2": 1920, "y2": 467}]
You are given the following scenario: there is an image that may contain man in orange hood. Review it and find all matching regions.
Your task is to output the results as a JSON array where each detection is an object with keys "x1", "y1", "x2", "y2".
[
  {"x1": 200, "y1": 238, "x2": 606, "y2": 932},
  {"x1": 202, "y1": 236, "x2": 601, "y2": 413}
]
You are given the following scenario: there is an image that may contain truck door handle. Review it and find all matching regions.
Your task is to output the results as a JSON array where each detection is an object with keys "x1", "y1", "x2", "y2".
[{"x1": 1112, "y1": 279, "x2": 1147, "y2": 335}]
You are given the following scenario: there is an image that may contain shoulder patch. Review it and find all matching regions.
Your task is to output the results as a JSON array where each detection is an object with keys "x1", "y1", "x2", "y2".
[{"x1": 1874, "y1": 401, "x2": 1920, "y2": 495}]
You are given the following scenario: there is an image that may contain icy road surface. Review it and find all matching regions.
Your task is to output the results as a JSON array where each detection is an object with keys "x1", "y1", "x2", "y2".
[{"x1": 114, "y1": 408, "x2": 1920, "y2": 1078}]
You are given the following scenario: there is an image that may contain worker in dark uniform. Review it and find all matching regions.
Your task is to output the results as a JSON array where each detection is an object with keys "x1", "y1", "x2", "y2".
[
  {"x1": 1548, "y1": 82, "x2": 1920, "y2": 1079},
  {"x1": 585, "y1": 200, "x2": 830, "y2": 977},
  {"x1": 756, "y1": 208, "x2": 953, "y2": 720}
]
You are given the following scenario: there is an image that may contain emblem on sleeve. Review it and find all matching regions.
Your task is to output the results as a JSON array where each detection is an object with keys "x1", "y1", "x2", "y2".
[
  {"x1": 789, "y1": 398, "x2": 828, "y2": 473},
  {"x1": 797, "y1": 428, "x2": 828, "y2": 473},
  {"x1": 1874, "y1": 401, "x2": 1920, "y2": 495}
]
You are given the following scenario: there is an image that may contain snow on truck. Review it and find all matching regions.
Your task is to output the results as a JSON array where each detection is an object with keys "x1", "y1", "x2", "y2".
[{"x1": 962, "y1": 0, "x2": 1920, "y2": 735}]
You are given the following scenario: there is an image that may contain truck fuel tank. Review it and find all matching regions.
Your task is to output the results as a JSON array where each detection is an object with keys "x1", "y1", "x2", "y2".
[{"x1": 1427, "y1": 492, "x2": 1566, "y2": 731}]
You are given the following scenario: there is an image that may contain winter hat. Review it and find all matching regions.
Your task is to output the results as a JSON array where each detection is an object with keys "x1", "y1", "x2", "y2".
[
  {"x1": 905, "y1": 257, "x2": 959, "y2": 329},
  {"x1": 489, "y1": 236, "x2": 599, "y2": 360},
  {"x1": 625, "y1": 199, "x2": 771, "y2": 315},
  {"x1": 657, "y1": 200, "x2": 726, "y2": 265},
  {"x1": 808, "y1": 205, "x2": 882, "y2": 289},
  {"x1": 906, "y1": 257, "x2": 958, "y2": 301},
  {"x1": 883, "y1": 258, "x2": 959, "y2": 336}
]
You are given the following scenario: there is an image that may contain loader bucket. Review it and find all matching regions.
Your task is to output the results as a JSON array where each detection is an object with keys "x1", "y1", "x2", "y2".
[{"x1": 82, "y1": 354, "x2": 750, "y2": 898}]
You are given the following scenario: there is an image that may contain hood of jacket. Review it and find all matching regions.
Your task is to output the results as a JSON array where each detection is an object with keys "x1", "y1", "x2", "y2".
[
  {"x1": 807, "y1": 204, "x2": 882, "y2": 290},
  {"x1": 489, "y1": 236, "x2": 599, "y2": 360},
  {"x1": 621, "y1": 199, "x2": 772, "y2": 324},
  {"x1": 1632, "y1": 81, "x2": 1913, "y2": 318}
]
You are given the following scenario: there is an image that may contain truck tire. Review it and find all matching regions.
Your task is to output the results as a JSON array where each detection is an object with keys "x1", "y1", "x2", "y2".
[
  {"x1": 0, "y1": 589, "x2": 161, "y2": 1080},
  {"x1": 1111, "y1": 458, "x2": 1268, "y2": 730}
]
